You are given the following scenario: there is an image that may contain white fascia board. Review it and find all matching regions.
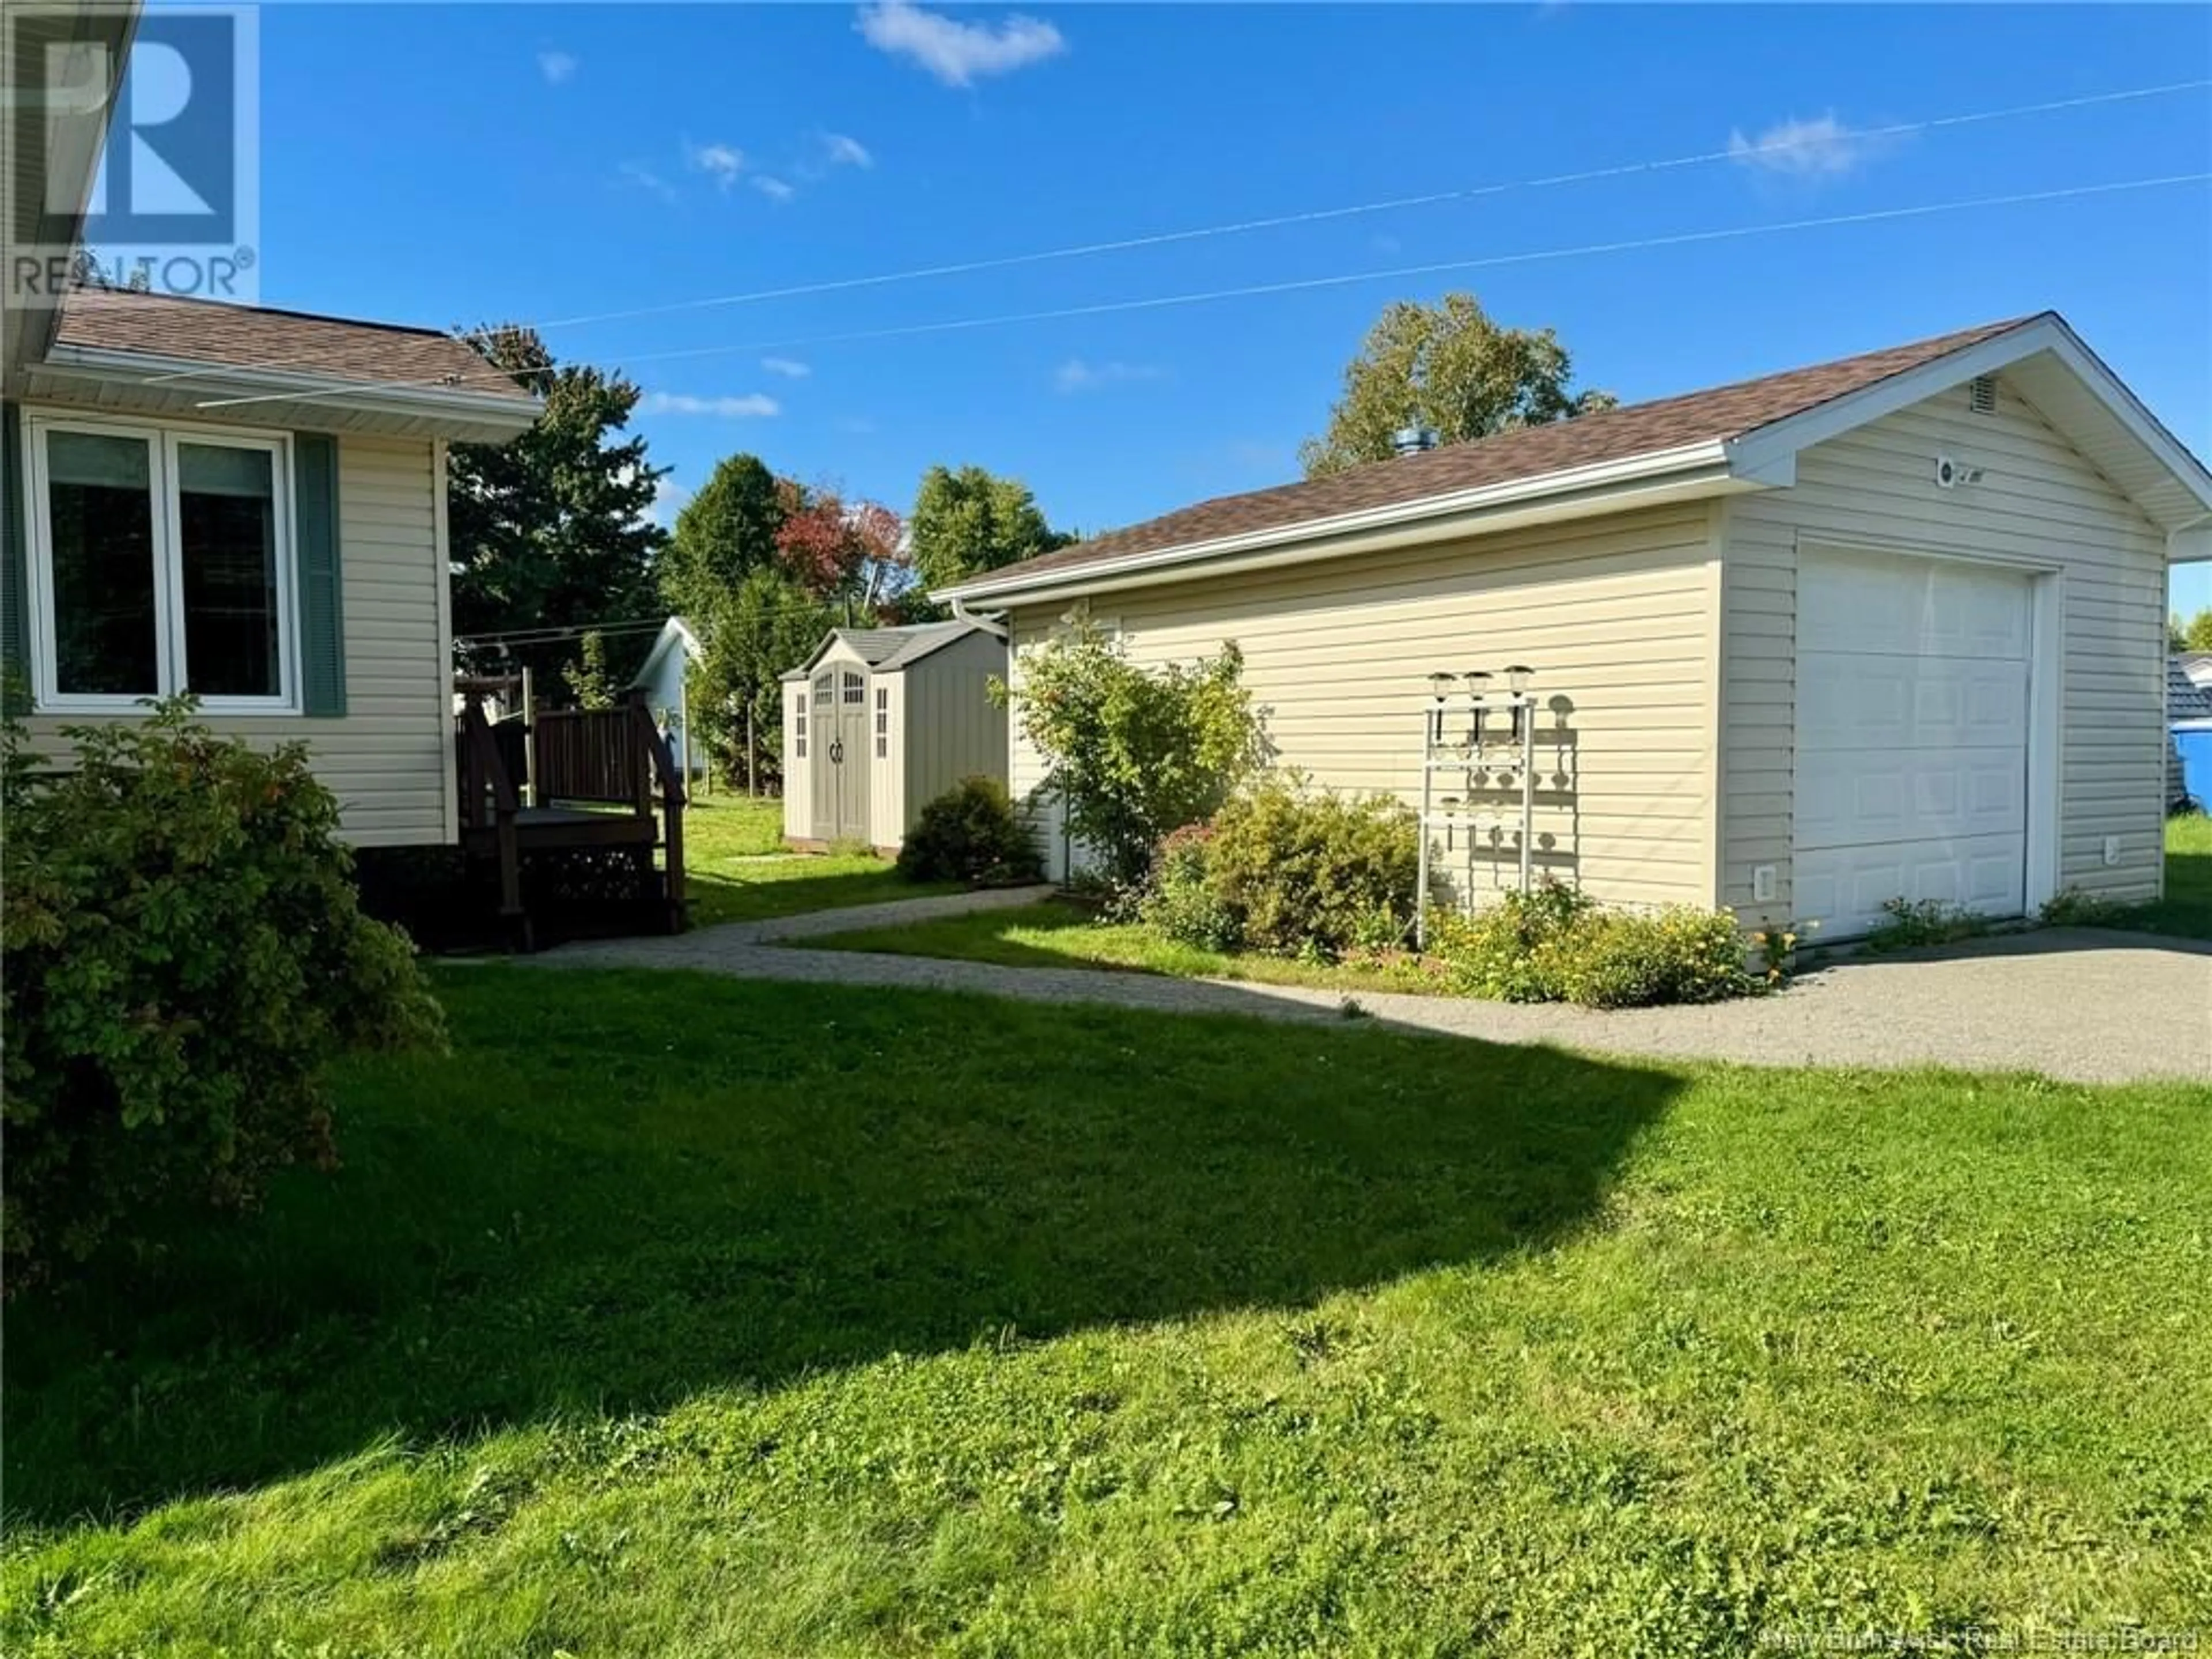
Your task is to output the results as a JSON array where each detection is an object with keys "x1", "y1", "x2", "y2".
[
  {"x1": 2171, "y1": 525, "x2": 2212, "y2": 565},
  {"x1": 937, "y1": 439, "x2": 1738, "y2": 606},
  {"x1": 35, "y1": 344, "x2": 543, "y2": 438},
  {"x1": 1726, "y1": 315, "x2": 2212, "y2": 533}
]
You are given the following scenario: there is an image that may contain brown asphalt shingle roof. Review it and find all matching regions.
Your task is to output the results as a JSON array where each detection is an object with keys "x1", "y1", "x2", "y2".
[
  {"x1": 50, "y1": 286, "x2": 536, "y2": 402},
  {"x1": 968, "y1": 314, "x2": 2045, "y2": 590}
]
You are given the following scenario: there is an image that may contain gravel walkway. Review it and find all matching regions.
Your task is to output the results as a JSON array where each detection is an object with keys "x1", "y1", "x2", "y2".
[{"x1": 546, "y1": 895, "x2": 2212, "y2": 1085}]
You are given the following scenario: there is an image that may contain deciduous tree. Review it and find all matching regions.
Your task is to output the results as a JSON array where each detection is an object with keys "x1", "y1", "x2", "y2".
[
  {"x1": 658, "y1": 453, "x2": 786, "y2": 621},
  {"x1": 1298, "y1": 292, "x2": 1614, "y2": 478},
  {"x1": 908, "y1": 464, "x2": 1072, "y2": 596}
]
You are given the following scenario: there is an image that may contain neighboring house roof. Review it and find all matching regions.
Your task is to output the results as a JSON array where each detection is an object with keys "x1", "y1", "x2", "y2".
[
  {"x1": 53, "y1": 287, "x2": 536, "y2": 401},
  {"x1": 781, "y1": 619, "x2": 1006, "y2": 681},
  {"x1": 21, "y1": 287, "x2": 542, "y2": 442},
  {"x1": 627, "y1": 616, "x2": 703, "y2": 691},
  {"x1": 940, "y1": 312, "x2": 2212, "y2": 605},
  {"x1": 2180, "y1": 652, "x2": 2212, "y2": 691},
  {"x1": 2174, "y1": 656, "x2": 2212, "y2": 721}
]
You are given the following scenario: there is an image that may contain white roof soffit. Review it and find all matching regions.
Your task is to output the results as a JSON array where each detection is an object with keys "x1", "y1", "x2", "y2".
[
  {"x1": 22, "y1": 345, "x2": 543, "y2": 443},
  {"x1": 937, "y1": 440, "x2": 1745, "y2": 605}
]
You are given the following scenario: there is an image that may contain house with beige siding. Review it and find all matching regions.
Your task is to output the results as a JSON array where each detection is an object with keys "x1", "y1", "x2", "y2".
[
  {"x1": 2, "y1": 290, "x2": 540, "y2": 846},
  {"x1": 1, "y1": 12, "x2": 539, "y2": 848},
  {"x1": 781, "y1": 619, "x2": 1010, "y2": 854},
  {"x1": 941, "y1": 315, "x2": 2212, "y2": 940}
]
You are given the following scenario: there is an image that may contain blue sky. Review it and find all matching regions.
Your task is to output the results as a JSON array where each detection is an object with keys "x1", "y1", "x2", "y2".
[{"x1": 251, "y1": 4, "x2": 2211, "y2": 611}]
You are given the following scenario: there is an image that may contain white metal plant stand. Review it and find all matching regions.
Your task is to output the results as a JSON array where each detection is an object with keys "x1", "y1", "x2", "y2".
[{"x1": 1414, "y1": 668, "x2": 1542, "y2": 949}]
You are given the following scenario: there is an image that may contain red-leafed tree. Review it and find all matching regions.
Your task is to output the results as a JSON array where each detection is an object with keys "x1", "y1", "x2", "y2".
[{"x1": 773, "y1": 480, "x2": 912, "y2": 619}]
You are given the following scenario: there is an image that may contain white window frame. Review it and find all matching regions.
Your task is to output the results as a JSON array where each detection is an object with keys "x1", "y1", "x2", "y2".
[{"x1": 23, "y1": 409, "x2": 300, "y2": 715}]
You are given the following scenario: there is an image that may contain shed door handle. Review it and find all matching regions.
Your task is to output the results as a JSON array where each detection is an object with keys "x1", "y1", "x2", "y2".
[{"x1": 829, "y1": 738, "x2": 844, "y2": 765}]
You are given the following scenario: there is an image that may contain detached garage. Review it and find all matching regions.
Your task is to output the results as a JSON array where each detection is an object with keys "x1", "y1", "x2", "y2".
[
  {"x1": 780, "y1": 619, "x2": 1010, "y2": 854},
  {"x1": 940, "y1": 312, "x2": 2212, "y2": 940}
]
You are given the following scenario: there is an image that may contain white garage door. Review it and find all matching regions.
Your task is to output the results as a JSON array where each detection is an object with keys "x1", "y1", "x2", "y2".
[{"x1": 1793, "y1": 550, "x2": 2032, "y2": 939}]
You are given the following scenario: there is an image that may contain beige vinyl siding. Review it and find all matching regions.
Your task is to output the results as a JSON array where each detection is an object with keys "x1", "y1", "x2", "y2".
[
  {"x1": 21, "y1": 429, "x2": 456, "y2": 847},
  {"x1": 1006, "y1": 503, "x2": 1723, "y2": 906},
  {"x1": 1719, "y1": 376, "x2": 2168, "y2": 922}
]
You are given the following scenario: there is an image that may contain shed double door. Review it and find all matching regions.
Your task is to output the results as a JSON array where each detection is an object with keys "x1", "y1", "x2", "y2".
[{"x1": 810, "y1": 667, "x2": 872, "y2": 844}]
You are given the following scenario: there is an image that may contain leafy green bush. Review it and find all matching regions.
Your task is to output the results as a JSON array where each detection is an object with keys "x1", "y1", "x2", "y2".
[
  {"x1": 1543, "y1": 906, "x2": 1756, "y2": 1009},
  {"x1": 994, "y1": 618, "x2": 1262, "y2": 885},
  {"x1": 1429, "y1": 882, "x2": 1756, "y2": 1008},
  {"x1": 896, "y1": 776, "x2": 1044, "y2": 886},
  {"x1": 2, "y1": 701, "x2": 445, "y2": 1290},
  {"x1": 1137, "y1": 823, "x2": 1239, "y2": 951},
  {"x1": 1197, "y1": 775, "x2": 1418, "y2": 957}
]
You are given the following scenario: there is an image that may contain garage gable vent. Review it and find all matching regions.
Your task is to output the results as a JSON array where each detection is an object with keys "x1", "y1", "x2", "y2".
[{"x1": 1969, "y1": 374, "x2": 1997, "y2": 415}]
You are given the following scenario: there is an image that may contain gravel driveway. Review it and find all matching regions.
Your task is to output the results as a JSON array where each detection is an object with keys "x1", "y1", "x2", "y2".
[{"x1": 547, "y1": 897, "x2": 2212, "y2": 1085}]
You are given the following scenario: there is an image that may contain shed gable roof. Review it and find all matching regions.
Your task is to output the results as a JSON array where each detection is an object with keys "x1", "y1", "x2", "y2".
[{"x1": 782, "y1": 618, "x2": 1005, "y2": 680}]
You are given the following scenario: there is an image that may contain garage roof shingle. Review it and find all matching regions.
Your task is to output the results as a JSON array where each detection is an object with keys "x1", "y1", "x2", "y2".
[{"x1": 967, "y1": 314, "x2": 2043, "y2": 590}]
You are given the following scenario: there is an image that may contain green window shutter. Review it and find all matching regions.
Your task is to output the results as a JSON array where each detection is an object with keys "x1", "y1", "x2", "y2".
[
  {"x1": 2, "y1": 403, "x2": 29, "y2": 715},
  {"x1": 293, "y1": 432, "x2": 345, "y2": 715}
]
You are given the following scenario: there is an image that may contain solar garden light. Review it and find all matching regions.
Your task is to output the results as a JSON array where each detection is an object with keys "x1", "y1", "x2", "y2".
[
  {"x1": 1426, "y1": 671, "x2": 1458, "y2": 743},
  {"x1": 1503, "y1": 664, "x2": 1535, "y2": 741},
  {"x1": 1461, "y1": 670, "x2": 1493, "y2": 747}
]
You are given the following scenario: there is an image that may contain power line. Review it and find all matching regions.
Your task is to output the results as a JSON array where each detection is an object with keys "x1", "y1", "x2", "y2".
[
  {"x1": 525, "y1": 78, "x2": 2212, "y2": 333},
  {"x1": 188, "y1": 171, "x2": 2212, "y2": 413},
  {"x1": 137, "y1": 75, "x2": 2211, "y2": 391}
]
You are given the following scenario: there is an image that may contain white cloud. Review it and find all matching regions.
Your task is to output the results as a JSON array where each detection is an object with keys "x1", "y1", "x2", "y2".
[
  {"x1": 821, "y1": 131, "x2": 874, "y2": 169},
  {"x1": 762, "y1": 357, "x2": 811, "y2": 378},
  {"x1": 537, "y1": 50, "x2": 577, "y2": 86},
  {"x1": 1726, "y1": 113, "x2": 1882, "y2": 180},
  {"x1": 647, "y1": 474, "x2": 691, "y2": 529},
  {"x1": 687, "y1": 142, "x2": 745, "y2": 190},
  {"x1": 751, "y1": 175, "x2": 796, "y2": 203},
  {"x1": 1054, "y1": 358, "x2": 1165, "y2": 395},
  {"x1": 619, "y1": 161, "x2": 677, "y2": 204},
  {"x1": 856, "y1": 1, "x2": 1066, "y2": 87},
  {"x1": 639, "y1": 391, "x2": 781, "y2": 418}
]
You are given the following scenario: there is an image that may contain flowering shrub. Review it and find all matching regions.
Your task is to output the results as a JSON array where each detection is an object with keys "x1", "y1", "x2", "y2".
[
  {"x1": 1429, "y1": 882, "x2": 1756, "y2": 1009},
  {"x1": 2, "y1": 701, "x2": 445, "y2": 1290}
]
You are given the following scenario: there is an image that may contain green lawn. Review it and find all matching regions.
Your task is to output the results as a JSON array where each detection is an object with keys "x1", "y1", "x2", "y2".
[
  {"x1": 680, "y1": 796, "x2": 957, "y2": 927},
  {"x1": 7, "y1": 968, "x2": 2208, "y2": 1654},
  {"x1": 805, "y1": 896, "x2": 1455, "y2": 995},
  {"x1": 2101, "y1": 814, "x2": 2212, "y2": 939}
]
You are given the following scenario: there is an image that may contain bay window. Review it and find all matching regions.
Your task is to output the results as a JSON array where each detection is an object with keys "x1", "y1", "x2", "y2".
[{"x1": 26, "y1": 415, "x2": 294, "y2": 711}]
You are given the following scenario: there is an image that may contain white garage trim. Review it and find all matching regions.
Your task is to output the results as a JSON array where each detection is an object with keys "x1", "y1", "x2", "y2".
[{"x1": 1796, "y1": 536, "x2": 2062, "y2": 933}]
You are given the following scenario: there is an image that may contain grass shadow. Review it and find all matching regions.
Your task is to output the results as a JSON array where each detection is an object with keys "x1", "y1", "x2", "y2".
[{"x1": 6, "y1": 966, "x2": 1680, "y2": 1522}]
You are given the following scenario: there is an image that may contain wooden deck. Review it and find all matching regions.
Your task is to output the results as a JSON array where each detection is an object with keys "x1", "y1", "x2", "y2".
[{"x1": 456, "y1": 690, "x2": 687, "y2": 951}]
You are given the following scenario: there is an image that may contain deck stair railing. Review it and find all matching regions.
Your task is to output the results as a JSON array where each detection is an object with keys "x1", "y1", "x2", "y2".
[{"x1": 452, "y1": 687, "x2": 685, "y2": 948}]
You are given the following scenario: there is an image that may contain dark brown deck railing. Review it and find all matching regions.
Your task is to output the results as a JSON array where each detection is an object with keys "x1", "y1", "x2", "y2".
[{"x1": 452, "y1": 687, "x2": 685, "y2": 945}]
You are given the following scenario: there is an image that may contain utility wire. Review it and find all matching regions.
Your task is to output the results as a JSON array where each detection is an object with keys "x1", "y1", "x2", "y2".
[
  {"x1": 188, "y1": 171, "x2": 2212, "y2": 414},
  {"x1": 137, "y1": 75, "x2": 2211, "y2": 390}
]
